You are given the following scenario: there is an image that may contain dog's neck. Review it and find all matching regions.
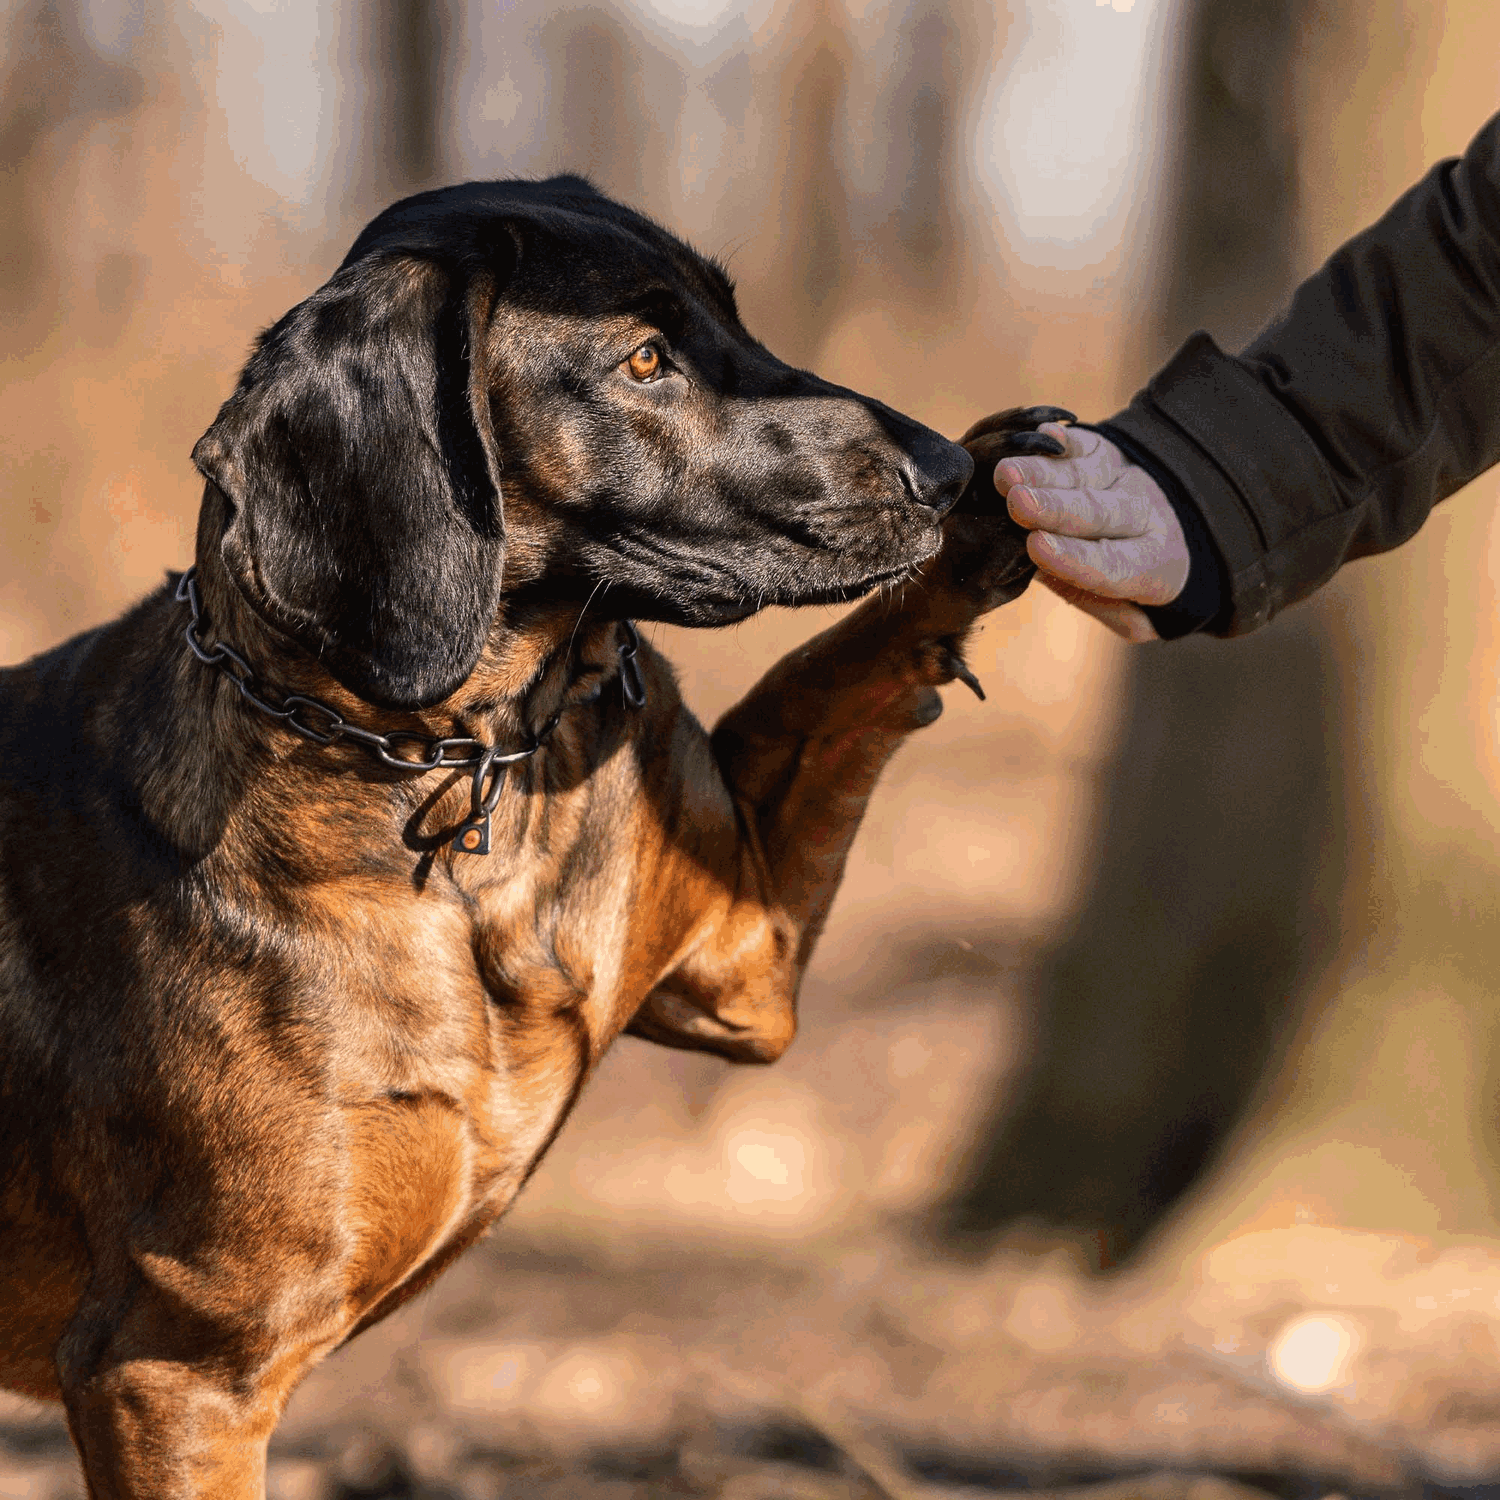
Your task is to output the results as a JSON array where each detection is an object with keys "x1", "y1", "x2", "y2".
[
  {"x1": 184, "y1": 549, "x2": 627, "y2": 760},
  {"x1": 140, "y1": 551, "x2": 638, "y2": 875}
]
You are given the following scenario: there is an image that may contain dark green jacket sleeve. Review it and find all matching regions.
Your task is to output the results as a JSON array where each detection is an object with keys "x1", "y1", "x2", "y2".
[{"x1": 1102, "y1": 110, "x2": 1500, "y2": 636}]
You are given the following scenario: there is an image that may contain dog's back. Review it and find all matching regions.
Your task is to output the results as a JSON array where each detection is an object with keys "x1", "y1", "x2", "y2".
[{"x1": 0, "y1": 614, "x2": 157, "y2": 1401}]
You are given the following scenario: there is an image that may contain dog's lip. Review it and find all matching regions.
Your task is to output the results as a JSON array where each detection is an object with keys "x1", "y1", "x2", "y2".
[
  {"x1": 766, "y1": 559, "x2": 921, "y2": 607},
  {"x1": 841, "y1": 560, "x2": 918, "y2": 591},
  {"x1": 676, "y1": 559, "x2": 921, "y2": 621}
]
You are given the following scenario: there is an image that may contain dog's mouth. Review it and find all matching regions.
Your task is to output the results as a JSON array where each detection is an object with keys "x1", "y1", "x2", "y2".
[
  {"x1": 768, "y1": 559, "x2": 921, "y2": 608},
  {"x1": 574, "y1": 501, "x2": 948, "y2": 629},
  {"x1": 609, "y1": 556, "x2": 926, "y2": 629}
]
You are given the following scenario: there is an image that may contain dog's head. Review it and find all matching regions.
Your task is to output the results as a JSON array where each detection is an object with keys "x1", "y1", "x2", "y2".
[{"x1": 192, "y1": 178, "x2": 973, "y2": 710}]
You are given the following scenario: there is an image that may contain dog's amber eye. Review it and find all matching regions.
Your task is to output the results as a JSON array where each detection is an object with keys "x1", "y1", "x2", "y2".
[{"x1": 625, "y1": 344, "x2": 662, "y2": 382}]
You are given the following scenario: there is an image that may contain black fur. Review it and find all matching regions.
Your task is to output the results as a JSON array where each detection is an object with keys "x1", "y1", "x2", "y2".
[{"x1": 193, "y1": 176, "x2": 972, "y2": 709}]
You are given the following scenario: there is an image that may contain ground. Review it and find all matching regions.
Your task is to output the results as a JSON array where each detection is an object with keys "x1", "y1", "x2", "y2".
[{"x1": 6, "y1": 925, "x2": 1500, "y2": 1500}]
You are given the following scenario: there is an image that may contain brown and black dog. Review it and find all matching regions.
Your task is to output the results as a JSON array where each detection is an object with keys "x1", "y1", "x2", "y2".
[{"x1": 0, "y1": 177, "x2": 1066, "y2": 1497}]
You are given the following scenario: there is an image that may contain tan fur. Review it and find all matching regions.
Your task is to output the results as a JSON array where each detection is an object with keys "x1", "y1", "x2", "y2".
[
  {"x1": 0, "y1": 211, "x2": 1049, "y2": 1492},
  {"x1": 0, "y1": 488, "x2": 1029, "y2": 1496}
]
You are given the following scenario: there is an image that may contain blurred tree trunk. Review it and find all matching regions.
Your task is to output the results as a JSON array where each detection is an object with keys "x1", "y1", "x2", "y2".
[
  {"x1": 1151, "y1": 0, "x2": 1304, "y2": 354},
  {"x1": 750, "y1": 0, "x2": 976, "y2": 366},
  {"x1": 534, "y1": 6, "x2": 683, "y2": 215},
  {"x1": 873, "y1": 0, "x2": 969, "y2": 306},
  {"x1": 744, "y1": 0, "x2": 857, "y2": 366},
  {"x1": 345, "y1": 0, "x2": 455, "y2": 219},
  {"x1": 0, "y1": 0, "x2": 143, "y2": 345},
  {"x1": 938, "y1": 0, "x2": 1347, "y2": 1266}
]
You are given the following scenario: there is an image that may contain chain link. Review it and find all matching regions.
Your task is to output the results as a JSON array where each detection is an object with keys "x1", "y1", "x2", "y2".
[
  {"x1": 174, "y1": 568, "x2": 644, "y2": 853},
  {"x1": 175, "y1": 569, "x2": 608, "y2": 772},
  {"x1": 617, "y1": 620, "x2": 646, "y2": 709},
  {"x1": 174, "y1": 567, "x2": 645, "y2": 858}
]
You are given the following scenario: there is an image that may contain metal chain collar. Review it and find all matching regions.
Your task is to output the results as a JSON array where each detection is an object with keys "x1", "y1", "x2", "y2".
[{"x1": 174, "y1": 568, "x2": 646, "y2": 854}]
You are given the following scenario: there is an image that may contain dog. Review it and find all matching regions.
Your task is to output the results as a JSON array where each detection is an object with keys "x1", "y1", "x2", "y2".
[{"x1": 0, "y1": 175, "x2": 1067, "y2": 1497}]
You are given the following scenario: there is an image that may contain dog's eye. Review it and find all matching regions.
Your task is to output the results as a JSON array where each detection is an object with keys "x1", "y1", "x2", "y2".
[{"x1": 624, "y1": 344, "x2": 663, "y2": 382}]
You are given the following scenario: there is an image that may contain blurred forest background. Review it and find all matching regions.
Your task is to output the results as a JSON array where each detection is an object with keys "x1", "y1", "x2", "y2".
[{"x1": 5, "y1": 1, "x2": 1500, "y2": 1495}]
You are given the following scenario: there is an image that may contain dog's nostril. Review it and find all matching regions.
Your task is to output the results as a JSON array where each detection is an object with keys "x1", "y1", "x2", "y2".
[
  {"x1": 904, "y1": 469, "x2": 964, "y2": 515},
  {"x1": 923, "y1": 474, "x2": 965, "y2": 516},
  {"x1": 902, "y1": 444, "x2": 974, "y2": 515}
]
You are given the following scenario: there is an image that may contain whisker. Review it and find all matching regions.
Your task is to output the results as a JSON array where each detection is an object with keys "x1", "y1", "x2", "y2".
[{"x1": 566, "y1": 576, "x2": 609, "y2": 662}]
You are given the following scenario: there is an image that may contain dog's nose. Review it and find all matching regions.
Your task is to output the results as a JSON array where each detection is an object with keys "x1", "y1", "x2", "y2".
[
  {"x1": 906, "y1": 441, "x2": 974, "y2": 516},
  {"x1": 851, "y1": 394, "x2": 975, "y2": 517}
]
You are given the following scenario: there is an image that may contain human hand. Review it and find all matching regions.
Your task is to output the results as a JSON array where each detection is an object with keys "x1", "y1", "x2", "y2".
[{"x1": 990, "y1": 423, "x2": 1189, "y2": 643}]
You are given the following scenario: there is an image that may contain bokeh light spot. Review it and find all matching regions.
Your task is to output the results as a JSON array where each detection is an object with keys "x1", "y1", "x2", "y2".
[{"x1": 1268, "y1": 1312, "x2": 1360, "y2": 1394}]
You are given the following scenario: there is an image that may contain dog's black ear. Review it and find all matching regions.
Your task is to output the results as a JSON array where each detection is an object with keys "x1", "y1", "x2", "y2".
[{"x1": 192, "y1": 254, "x2": 506, "y2": 710}]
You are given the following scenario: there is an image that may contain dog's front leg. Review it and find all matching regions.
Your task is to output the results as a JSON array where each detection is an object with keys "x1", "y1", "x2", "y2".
[
  {"x1": 626, "y1": 407, "x2": 1069, "y2": 1062},
  {"x1": 710, "y1": 406, "x2": 1071, "y2": 964},
  {"x1": 55, "y1": 1219, "x2": 355, "y2": 1499},
  {"x1": 58, "y1": 1297, "x2": 335, "y2": 1500}
]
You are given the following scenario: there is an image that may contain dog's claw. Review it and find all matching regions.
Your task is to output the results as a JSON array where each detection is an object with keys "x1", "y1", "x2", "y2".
[
  {"x1": 960, "y1": 405, "x2": 1077, "y2": 446},
  {"x1": 944, "y1": 648, "x2": 985, "y2": 700},
  {"x1": 1018, "y1": 404, "x2": 1076, "y2": 427},
  {"x1": 1004, "y1": 430, "x2": 1066, "y2": 457}
]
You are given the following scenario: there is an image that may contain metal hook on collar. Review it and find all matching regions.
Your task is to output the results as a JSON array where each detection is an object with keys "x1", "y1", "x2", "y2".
[
  {"x1": 618, "y1": 621, "x2": 646, "y2": 710},
  {"x1": 453, "y1": 745, "x2": 509, "y2": 856}
]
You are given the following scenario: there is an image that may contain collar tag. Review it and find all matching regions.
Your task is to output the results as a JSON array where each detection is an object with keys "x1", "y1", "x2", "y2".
[
  {"x1": 454, "y1": 749, "x2": 508, "y2": 857},
  {"x1": 453, "y1": 816, "x2": 492, "y2": 856}
]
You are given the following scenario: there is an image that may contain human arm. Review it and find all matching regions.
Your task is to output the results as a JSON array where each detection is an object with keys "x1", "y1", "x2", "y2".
[{"x1": 992, "y1": 109, "x2": 1500, "y2": 637}]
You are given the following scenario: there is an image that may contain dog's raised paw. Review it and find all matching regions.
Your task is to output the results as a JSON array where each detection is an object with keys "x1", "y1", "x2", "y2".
[
  {"x1": 924, "y1": 405, "x2": 1080, "y2": 609},
  {"x1": 959, "y1": 403, "x2": 1076, "y2": 446},
  {"x1": 959, "y1": 406, "x2": 1076, "y2": 486},
  {"x1": 930, "y1": 404, "x2": 1075, "y2": 609}
]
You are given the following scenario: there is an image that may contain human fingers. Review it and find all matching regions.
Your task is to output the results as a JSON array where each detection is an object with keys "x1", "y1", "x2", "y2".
[
  {"x1": 1025, "y1": 524, "x2": 1188, "y2": 605},
  {"x1": 1006, "y1": 474, "x2": 1160, "y2": 541},
  {"x1": 994, "y1": 424, "x2": 1126, "y2": 495},
  {"x1": 1035, "y1": 573, "x2": 1162, "y2": 642}
]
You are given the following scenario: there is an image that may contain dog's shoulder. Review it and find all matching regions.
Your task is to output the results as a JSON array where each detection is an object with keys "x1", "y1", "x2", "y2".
[{"x1": 0, "y1": 586, "x2": 201, "y2": 956}]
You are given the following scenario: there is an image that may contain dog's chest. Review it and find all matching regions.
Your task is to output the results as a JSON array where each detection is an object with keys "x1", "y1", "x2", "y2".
[
  {"x1": 289, "y1": 727, "x2": 727, "y2": 1282},
  {"x1": 462, "y1": 738, "x2": 721, "y2": 1041}
]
